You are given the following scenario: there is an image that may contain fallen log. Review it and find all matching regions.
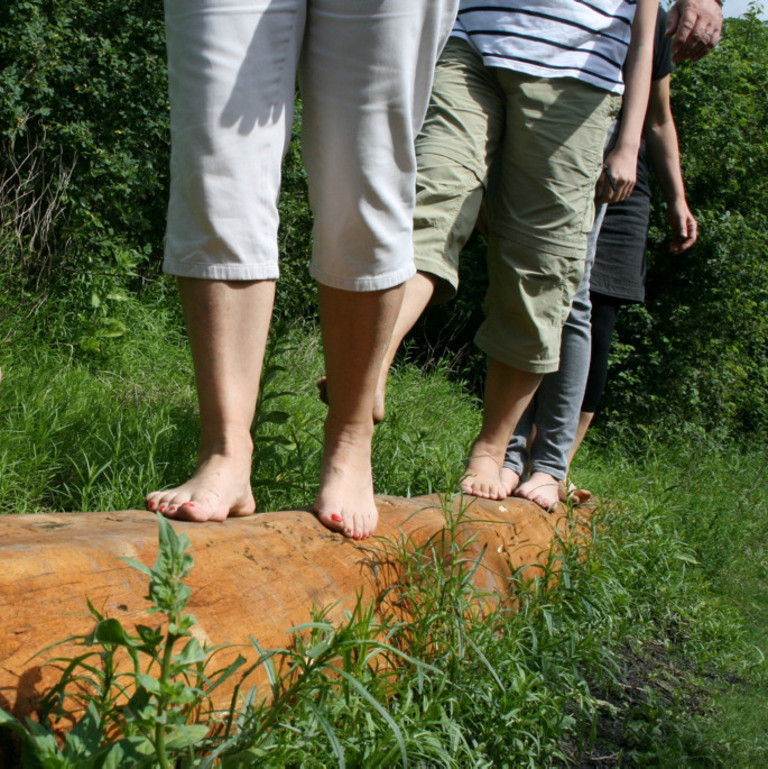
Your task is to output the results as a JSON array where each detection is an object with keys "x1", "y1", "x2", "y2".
[{"x1": 0, "y1": 494, "x2": 584, "y2": 724}]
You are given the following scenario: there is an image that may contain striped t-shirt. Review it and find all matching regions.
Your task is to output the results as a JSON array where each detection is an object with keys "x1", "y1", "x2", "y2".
[{"x1": 454, "y1": 1, "x2": 638, "y2": 94}]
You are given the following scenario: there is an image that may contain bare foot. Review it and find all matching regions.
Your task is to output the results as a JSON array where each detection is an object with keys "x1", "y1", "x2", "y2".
[
  {"x1": 314, "y1": 416, "x2": 378, "y2": 539},
  {"x1": 317, "y1": 376, "x2": 385, "y2": 425},
  {"x1": 514, "y1": 471, "x2": 562, "y2": 511},
  {"x1": 145, "y1": 449, "x2": 256, "y2": 523},
  {"x1": 461, "y1": 448, "x2": 504, "y2": 500},
  {"x1": 500, "y1": 466, "x2": 521, "y2": 498},
  {"x1": 561, "y1": 479, "x2": 592, "y2": 504}
]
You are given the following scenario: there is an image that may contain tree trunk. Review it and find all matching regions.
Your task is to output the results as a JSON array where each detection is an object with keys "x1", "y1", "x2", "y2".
[{"x1": 0, "y1": 494, "x2": 585, "y2": 723}]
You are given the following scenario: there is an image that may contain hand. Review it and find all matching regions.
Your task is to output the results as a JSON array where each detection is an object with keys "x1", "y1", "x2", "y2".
[
  {"x1": 668, "y1": 202, "x2": 698, "y2": 253},
  {"x1": 666, "y1": 0, "x2": 723, "y2": 63},
  {"x1": 595, "y1": 147, "x2": 637, "y2": 204}
]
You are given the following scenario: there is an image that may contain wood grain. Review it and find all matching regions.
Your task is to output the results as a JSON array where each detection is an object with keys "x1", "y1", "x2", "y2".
[{"x1": 0, "y1": 494, "x2": 583, "y2": 721}]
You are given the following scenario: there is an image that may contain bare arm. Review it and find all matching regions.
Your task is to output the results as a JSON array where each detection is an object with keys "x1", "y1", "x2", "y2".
[
  {"x1": 644, "y1": 75, "x2": 698, "y2": 253},
  {"x1": 666, "y1": 0, "x2": 723, "y2": 63},
  {"x1": 596, "y1": 0, "x2": 659, "y2": 204}
]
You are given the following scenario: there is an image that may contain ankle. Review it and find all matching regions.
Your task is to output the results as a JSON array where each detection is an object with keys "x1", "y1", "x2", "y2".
[
  {"x1": 324, "y1": 413, "x2": 375, "y2": 440},
  {"x1": 468, "y1": 438, "x2": 505, "y2": 466},
  {"x1": 197, "y1": 431, "x2": 254, "y2": 461}
]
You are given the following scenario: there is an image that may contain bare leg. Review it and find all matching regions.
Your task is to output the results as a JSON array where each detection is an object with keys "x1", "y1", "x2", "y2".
[
  {"x1": 145, "y1": 277, "x2": 274, "y2": 522},
  {"x1": 318, "y1": 273, "x2": 437, "y2": 424},
  {"x1": 558, "y1": 409, "x2": 595, "y2": 504},
  {"x1": 568, "y1": 410, "x2": 595, "y2": 467},
  {"x1": 374, "y1": 272, "x2": 437, "y2": 421},
  {"x1": 314, "y1": 283, "x2": 405, "y2": 539},
  {"x1": 462, "y1": 358, "x2": 541, "y2": 500}
]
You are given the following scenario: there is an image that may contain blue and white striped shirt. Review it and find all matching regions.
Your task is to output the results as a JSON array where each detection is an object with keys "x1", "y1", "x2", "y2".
[{"x1": 454, "y1": 1, "x2": 638, "y2": 94}]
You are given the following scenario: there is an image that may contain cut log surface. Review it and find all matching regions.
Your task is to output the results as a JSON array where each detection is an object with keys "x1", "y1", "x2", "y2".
[{"x1": 0, "y1": 495, "x2": 580, "y2": 721}]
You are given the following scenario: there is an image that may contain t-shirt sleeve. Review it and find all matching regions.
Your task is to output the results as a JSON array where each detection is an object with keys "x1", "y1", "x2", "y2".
[{"x1": 653, "y1": 8, "x2": 674, "y2": 81}]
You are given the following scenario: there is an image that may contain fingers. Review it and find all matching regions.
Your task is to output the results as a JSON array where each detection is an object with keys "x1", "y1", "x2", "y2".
[
  {"x1": 615, "y1": 177, "x2": 635, "y2": 203},
  {"x1": 668, "y1": 0, "x2": 722, "y2": 63},
  {"x1": 670, "y1": 214, "x2": 699, "y2": 253},
  {"x1": 599, "y1": 147, "x2": 638, "y2": 204},
  {"x1": 596, "y1": 169, "x2": 635, "y2": 204},
  {"x1": 595, "y1": 171, "x2": 613, "y2": 204},
  {"x1": 665, "y1": 3, "x2": 681, "y2": 38}
]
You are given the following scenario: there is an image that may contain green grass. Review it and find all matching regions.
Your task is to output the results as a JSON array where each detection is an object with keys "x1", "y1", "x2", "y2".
[
  {"x1": 705, "y1": 573, "x2": 768, "y2": 767},
  {"x1": 699, "y1": 541, "x2": 768, "y2": 766},
  {"x1": 0, "y1": 301, "x2": 481, "y2": 517},
  {"x1": 572, "y1": 435, "x2": 768, "y2": 766},
  {"x1": 1, "y1": 292, "x2": 767, "y2": 766}
]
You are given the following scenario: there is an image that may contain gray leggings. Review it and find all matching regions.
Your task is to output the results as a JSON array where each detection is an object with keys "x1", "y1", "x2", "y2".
[{"x1": 503, "y1": 204, "x2": 606, "y2": 481}]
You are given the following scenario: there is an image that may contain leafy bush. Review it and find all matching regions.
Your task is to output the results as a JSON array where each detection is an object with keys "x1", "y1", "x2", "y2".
[
  {"x1": 0, "y1": 0, "x2": 316, "y2": 347},
  {"x1": 0, "y1": 0, "x2": 170, "y2": 351},
  {"x1": 0, "y1": 0, "x2": 169, "y2": 274},
  {"x1": 599, "y1": 13, "x2": 768, "y2": 435}
]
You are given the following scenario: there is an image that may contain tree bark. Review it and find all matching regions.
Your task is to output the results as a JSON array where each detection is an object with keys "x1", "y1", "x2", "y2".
[{"x1": 0, "y1": 494, "x2": 585, "y2": 722}]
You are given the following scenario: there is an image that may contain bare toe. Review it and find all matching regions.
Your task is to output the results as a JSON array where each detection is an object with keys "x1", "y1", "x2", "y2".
[
  {"x1": 564, "y1": 480, "x2": 592, "y2": 504},
  {"x1": 514, "y1": 472, "x2": 561, "y2": 511},
  {"x1": 146, "y1": 451, "x2": 255, "y2": 523},
  {"x1": 462, "y1": 454, "x2": 504, "y2": 500}
]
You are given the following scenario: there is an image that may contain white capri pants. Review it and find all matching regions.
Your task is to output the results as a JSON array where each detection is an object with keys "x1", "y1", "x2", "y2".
[{"x1": 163, "y1": 0, "x2": 457, "y2": 290}]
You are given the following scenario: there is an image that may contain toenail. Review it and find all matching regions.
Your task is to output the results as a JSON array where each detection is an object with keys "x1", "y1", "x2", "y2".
[
  {"x1": 148, "y1": 502, "x2": 156, "y2": 510},
  {"x1": 168, "y1": 506, "x2": 176, "y2": 514},
  {"x1": 331, "y1": 513, "x2": 343, "y2": 522},
  {"x1": 159, "y1": 505, "x2": 166, "y2": 513},
  {"x1": 345, "y1": 529, "x2": 353, "y2": 536}
]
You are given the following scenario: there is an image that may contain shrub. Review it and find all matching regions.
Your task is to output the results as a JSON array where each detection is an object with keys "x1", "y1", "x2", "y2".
[
  {"x1": 0, "y1": 0, "x2": 317, "y2": 345},
  {"x1": 600, "y1": 13, "x2": 768, "y2": 435},
  {"x1": 0, "y1": 0, "x2": 169, "y2": 277}
]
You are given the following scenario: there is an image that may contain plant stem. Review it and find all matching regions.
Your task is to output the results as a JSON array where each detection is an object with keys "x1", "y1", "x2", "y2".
[{"x1": 154, "y1": 631, "x2": 178, "y2": 769}]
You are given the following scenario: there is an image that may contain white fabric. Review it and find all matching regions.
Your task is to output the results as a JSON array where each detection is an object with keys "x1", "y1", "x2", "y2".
[
  {"x1": 163, "y1": 0, "x2": 457, "y2": 289},
  {"x1": 454, "y1": 0, "x2": 637, "y2": 94}
]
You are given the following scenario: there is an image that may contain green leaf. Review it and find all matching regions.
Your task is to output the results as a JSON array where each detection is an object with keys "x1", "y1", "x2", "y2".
[
  {"x1": 300, "y1": 696, "x2": 346, "y2": 768},
  {"x1": 136, "y1": 673, "x2": 162, "y2": 696},
  {"x1": 85, "y1": 597, "x2": 105, "y2": 622},
  {"x1": 163, "y1": 724, "x2": 209, "y2": 749},
  {"x1": 306, "y1": 640, "x2": 331, "y2": 660},
  {"x1": 0, "y1": 708, "x2": 27, "y2": 737},
  {"x1": 120, "y1": 556, "x2": 152, "y2": 577},
  {"x1": 135, "y1": 624, "x2": 163, "y2": 649},
  {"x1": 174, "y1": 637, "x2": 207, "y2": 666},
  {"x1": 674, "y1": 553, "x2": 700, "y2": 565},
  {"x1": 62, "y1": 702, "x2": 102, "y2": 758},
  {"x1": 92, "y1": 618, "x2": 136, "y2": 647},
  {"x1": 254, "y1": 410, "x2": 290, "y2": 426},
  {"x1": 335, "y1": 668, "x2": 408, "y2": 767}
]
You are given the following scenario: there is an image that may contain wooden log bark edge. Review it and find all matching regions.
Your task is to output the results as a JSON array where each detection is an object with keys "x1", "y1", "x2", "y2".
[{"x1": 0, "y1": 494, "x2": 589, "y2": 722}]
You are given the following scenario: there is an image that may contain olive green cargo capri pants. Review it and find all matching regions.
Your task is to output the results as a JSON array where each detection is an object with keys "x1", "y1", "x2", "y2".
[{"x1": 414, "y1": 38, "x2": 618, "y2": 373}]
